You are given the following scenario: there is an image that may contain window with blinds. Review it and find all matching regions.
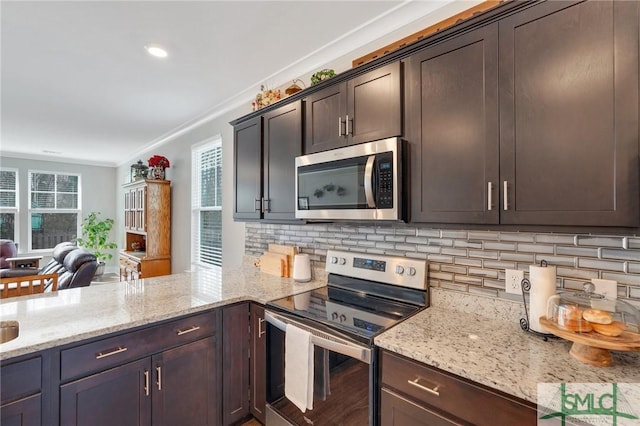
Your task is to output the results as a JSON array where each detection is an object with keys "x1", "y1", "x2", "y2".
[
  {"x1": 0, "y1": 169, "x2": 18, "y2": 241},
  {"x1": 28, "y1": 171, "x2": 81, "y2": 250},
  {"x1": 192, "y1": 138, "x2": 223, "y2": 267}
]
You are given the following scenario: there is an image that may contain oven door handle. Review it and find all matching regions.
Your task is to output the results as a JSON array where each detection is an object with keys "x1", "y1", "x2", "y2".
[{"x1": 265, "y1": 310, "x2": 371, "y2": 364}]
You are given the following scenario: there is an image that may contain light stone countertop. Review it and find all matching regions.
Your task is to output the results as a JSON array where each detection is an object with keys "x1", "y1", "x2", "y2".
[
  {"x1": 0, "y1": 263, "x2": 326, "y2": 361},
  {"x1": 374, "y1": 306, "x2": 640, "y2": 404}
]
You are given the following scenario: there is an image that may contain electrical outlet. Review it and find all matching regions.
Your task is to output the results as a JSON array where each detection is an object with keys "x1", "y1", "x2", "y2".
[{"x1": 505, "y1": 269, "x2": 524, "y2": 295}]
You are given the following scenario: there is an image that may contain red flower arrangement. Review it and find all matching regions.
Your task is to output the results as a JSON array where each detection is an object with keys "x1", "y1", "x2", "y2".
[{"x1": 148, "y1": 155, "x2": 170, "y2": 168}]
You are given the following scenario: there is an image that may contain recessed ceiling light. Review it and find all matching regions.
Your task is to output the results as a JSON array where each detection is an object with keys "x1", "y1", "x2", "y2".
[{"x1": 145, "y1": 44, "x2": 168, "y2": 58}]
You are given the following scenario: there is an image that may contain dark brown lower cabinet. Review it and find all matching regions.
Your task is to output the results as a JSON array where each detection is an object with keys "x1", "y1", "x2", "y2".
[
  {"x1": 380, "y1": 351, "x2": 536, "y2": 426},
  {"x1": 1, "y1": 357, "x2": 42, "y2": 426},
  {"x1": 222, "y1": 303, "x2": 250, "y2": 425},
  {"x1": 152, "y1": 337, "x2": 218, "y2": 426},
  {"x1": 0, "y1": 394, "x2": 42, "y2": 426},
  {"x1": 250, "y1": 303, "x2": 267, "y2": 424},
  {"x1": 60, "y1": 337, "x2": 217, "y2": 426},
  {"x1": 60, "y1": 358, "x2": 151, "y2": 426},
  {"x1": 381, "y1": 388, "x2": 460, "y2": 426}
]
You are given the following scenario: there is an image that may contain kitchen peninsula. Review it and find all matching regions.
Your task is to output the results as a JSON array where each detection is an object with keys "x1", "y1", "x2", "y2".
[{"x1": 2, "y1": 263, "x2": 639, "y2": 425}]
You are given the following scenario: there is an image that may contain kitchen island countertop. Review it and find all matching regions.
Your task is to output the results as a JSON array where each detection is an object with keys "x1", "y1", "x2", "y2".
[
  {"x1": 375, "y1": 306, "x2": 640, "y2": 404},
  {"x1": 0, "y1": 263, "x2": 326, "y2": 361}
]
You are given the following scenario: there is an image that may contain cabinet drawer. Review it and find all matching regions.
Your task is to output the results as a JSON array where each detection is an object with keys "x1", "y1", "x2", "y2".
[
  {"x1": 61, "y1": 310, "x2": 217, "y2": 382},
  {"x1": 381, "y1": 351, "x2": 536, "y2": 426},
  {"x1": 119, "y1": 255, "x2": 140, "y2": 271},
  {"x1": 0, "y1": 357, "x2": 41, "y2": 404}
]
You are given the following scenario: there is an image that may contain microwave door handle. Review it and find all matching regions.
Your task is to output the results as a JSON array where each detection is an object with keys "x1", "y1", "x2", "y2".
[{"x1": 364, "y1": 155, "x2": 376, "y2": 208}]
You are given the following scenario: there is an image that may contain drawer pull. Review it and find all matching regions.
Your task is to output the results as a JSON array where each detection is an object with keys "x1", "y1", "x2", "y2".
[
  {"x1": 176, "y1": 325, "x2": 201, "y2": 336},
  {"x1": 408, "y1": 377, "x2": 440, "y2": 396},
  {"x1": 144, "y1": 370, "x2": 150, "y2": 396},
  {"x1": 95, "y1": 346, "x2": 127, "y2": 359}
]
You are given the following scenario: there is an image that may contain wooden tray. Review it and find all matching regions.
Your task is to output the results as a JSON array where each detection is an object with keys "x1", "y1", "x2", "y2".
[{"x1": 539, "y1": 316, "x2": 640, "y2": 366}]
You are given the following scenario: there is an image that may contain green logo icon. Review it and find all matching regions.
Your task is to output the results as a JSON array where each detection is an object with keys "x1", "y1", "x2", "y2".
[{"x1": 539, "y1": 383, "x2": 639, "y2": 425}]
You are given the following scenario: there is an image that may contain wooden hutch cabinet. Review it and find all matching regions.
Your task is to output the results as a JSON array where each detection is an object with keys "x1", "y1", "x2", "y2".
[{"x1": 120, "y1": 179, "x2": 171, "y2": 280}]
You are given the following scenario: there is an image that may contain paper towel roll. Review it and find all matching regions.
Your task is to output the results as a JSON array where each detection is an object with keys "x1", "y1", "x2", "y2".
[{"x1": 529, "y1": 264, "x2": 557, "y2": 333}]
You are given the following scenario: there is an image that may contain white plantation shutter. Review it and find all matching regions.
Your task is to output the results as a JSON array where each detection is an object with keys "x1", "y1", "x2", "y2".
[
  {"x1": 192, "y1": 138, "x2": 223, "y2": 267},
  {"x1": 0, "y1": 168, "x2": 18, "y2": 241}
]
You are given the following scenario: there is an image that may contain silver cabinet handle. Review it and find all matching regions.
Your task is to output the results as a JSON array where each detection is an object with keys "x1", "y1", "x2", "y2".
[
  {"x1": 408, "y1": 377, "x2": 440, "y2": 396},
  {"x1": 254, "y1": 199, "x2": 261, "y2": 212},
  {"x1": 156, "y1": 366, "x2": 162, "y2": 391},
  {"x1": 144, "y1": 370, "x2": 150, "y2": 396},
  {"x1": 487, "y1": 182, "x2": 493, "y2": 211},
  {"x1": 262, "y1": 198, "x2": 270, "y2": 213},
  {"x1": 346, "y1": 115, "x2": 351, "y2": 135},
  {"x1": 338, "y1": 116, "x2": 344, "y2": 136},
  {"x1": 96, "y1": 346, "x2": 127, "y2": 359},
  {"x1": 364, "y1": 155, "x2": 376, "y2": 208},
  {"x1": 503, "y1": 180, "x2": 508, "y2": 211},
  {"x1": 177, "y1": 325, "x2": 201, "y2": 336},
  {"x1": 258, "y1": 317, "x2": 266, "y2": 337}
]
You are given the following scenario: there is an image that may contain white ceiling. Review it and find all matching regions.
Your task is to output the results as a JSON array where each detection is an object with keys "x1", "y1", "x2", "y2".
[{"x1": 1, "y1": 0, "x2": 472, "y2": 167}]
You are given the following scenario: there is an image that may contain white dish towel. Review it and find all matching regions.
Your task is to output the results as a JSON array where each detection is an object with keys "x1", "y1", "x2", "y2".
[{"x1": 285, "y1": 323, "x2": 314, "y2": 413}]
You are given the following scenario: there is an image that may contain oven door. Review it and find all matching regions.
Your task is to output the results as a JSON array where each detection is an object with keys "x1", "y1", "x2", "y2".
[
  {"x1": 295, "y1": 137, "x2": 402, "y2": 221},
  {"x1": 264, "y1": 310, "x2": 375, "y2": 426}
]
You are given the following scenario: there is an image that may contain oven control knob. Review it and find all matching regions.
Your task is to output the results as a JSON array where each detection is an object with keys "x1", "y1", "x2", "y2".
[
  {"x1": 331, "y1": 312, "x2": 338, "y2": 320},
  {"x1": 338, "y1": 257, "x2": 346, "y2": 265},
  {"x1": 395, "y1": 265, "x2": 405, "y2": 275},
  {"x1": 407, "y1": 267, "x2": 417, "y2": 276},
  {"x1": 330, "y1": 256, "x2": 338, "y2": 264},
  {"x1": 339, "y1": 314, "x2": 347, "y2": 323}
]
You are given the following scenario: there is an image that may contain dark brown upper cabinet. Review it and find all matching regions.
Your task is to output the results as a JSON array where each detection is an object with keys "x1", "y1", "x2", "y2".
[
  {"x1": 233, "y1": 100, "x2": 302, "y2": 222},
  {"x1": 304, "y1": 61, "x2": 402, "y2": 154},
  {"x1": 233, "y1": 117, "x2": 262, "y2": 220},
  {"x1": 406, "y1": 23, "x2": 499, "y2": 224},
  {"x1": 499, "y1": 0, "x2": 639, "y2": 226}
]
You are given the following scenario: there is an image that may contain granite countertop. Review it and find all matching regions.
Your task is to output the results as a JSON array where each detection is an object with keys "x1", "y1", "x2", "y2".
[
  {"x1": 374, "y1": 306, "x2": 640, "y2": 404},
  {"x1": 0, "y1": 263, "x2": 326, "y2": 361}
]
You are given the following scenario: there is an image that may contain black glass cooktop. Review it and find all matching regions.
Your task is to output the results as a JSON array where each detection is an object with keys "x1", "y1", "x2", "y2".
[{"x1": 267, "y1": 275, "x2": 425, "y2": 343}]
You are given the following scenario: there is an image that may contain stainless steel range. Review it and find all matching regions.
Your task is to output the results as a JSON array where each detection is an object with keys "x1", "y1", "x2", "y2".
[{"x1": 265, "y1": 250, "x2": 428, "y2": 426}]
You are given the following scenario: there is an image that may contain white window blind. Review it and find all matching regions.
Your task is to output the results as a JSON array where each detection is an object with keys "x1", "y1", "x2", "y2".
[
  {"x1": 28, "y1": 171, "x2": 81, "y2": 250},
  {"x1": 0, "y1": 168, "x2": 18, "y2": 241},
  {"x1": 191, "y1": 138, "x2": 223, "y2": 267}
]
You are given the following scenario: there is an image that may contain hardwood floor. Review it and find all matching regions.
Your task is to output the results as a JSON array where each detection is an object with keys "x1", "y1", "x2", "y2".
[{"x1": 241, "y1": 419, "x2": 262, "y2": 426}]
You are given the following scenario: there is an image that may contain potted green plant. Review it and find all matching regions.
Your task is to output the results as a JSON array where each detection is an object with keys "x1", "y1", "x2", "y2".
[{"x1": 75, "y1": 212, "x2": 118, "y2": 276}]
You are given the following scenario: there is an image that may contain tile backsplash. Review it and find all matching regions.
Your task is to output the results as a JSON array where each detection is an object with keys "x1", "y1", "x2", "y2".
[{"x1": 245, "y1": 222, "x2": 640, "y2": 309}]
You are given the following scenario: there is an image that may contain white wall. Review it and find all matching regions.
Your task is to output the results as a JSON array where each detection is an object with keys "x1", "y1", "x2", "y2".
[
  {"x1": 117, "y1": 105, "x2": 250, "y2": 273},
  {"x1": 0, "y1": 157, "x2": 118, "y2": 270}
]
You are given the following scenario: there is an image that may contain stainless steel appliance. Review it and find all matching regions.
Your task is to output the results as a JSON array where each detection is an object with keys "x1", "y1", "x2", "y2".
[
  {"x1": 265, "y1": 250, "x2": 428, "y2": 426},
  {"x1": 294, "y1": 137, "x2": 405, "y2": 221}
]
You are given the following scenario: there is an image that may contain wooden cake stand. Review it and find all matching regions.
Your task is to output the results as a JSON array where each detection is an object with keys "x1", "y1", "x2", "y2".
[{"x1": 539, "y1": 317, "x2": 640, "y2": 367}]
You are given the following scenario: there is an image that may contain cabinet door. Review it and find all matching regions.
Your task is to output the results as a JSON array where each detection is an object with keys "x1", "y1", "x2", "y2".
[
  {"x1": 60, "y1": 358, "x2": 152, "y2": 426},
  {"x1": 499, "y1": 0, "x2": 639, "y2": 226},
  {"x1": 347, "y1": 61, "x2": 402, "y2": 146},
  {"x1": 304, "y1": 82, "x2": 347, "y2": 154},
  {"x1": 222, "y1": 303, "x2": 250, "y2": 425},
  {"x1": 233, "y1": 117, "x2": 263, "y2": 220},
  {"x1": 380, "y1": 388, "x2": 462, "y2": 426},
  {"x1": 0, "y1": 394, "x2": 41, "y2": 426},
  {"x1": 263, "y1": 100, "x2": 302, "y2": 221},
  {"x1": 407, "y1": 24, "x2": 499, "y2": 224},
  {"x1": 249, "y1": 304, "x2": 267, "y2": 424},
  {"x1": 152, "y1": 337, "x2": 219, "y2": 426}
]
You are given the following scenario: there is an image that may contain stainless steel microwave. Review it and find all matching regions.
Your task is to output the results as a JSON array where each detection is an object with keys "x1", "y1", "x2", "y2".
[{"x1": 295, "y1": 137, "x2": 405, "y2": 221}]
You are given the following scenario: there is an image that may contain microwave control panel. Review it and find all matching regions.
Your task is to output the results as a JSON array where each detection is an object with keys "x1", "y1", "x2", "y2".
[{"x1": 376, "y1": 152, "x2": 394, "y2": 208}]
